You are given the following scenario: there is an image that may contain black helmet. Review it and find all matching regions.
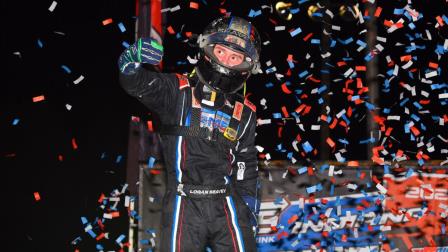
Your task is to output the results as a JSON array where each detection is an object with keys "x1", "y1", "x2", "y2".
[{"x1": 196, "y1": 16, "x2": 261, "y2": 94}]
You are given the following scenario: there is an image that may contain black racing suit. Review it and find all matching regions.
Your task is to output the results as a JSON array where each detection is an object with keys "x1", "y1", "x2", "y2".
[{"x1": 120, "y1": 67, "x2": 260, "y2": 252}]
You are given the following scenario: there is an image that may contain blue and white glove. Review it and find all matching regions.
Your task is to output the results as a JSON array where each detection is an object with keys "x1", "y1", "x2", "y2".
[{"x1": 118, "y1": 38, "x2": 163, "y2": 75}]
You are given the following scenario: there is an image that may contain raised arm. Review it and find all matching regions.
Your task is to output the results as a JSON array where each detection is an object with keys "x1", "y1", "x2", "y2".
[{"x1": 118, "y1": 38, "x2": 179, "y2": 114}]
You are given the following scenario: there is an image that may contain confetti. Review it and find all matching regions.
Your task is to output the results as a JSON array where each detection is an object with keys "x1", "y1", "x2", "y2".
[
  {"x1": 102, "y1": 18, "x2": 113, "y2": 26},
  {"x1": 32, "y1": 95, "x2": 45, "y2": 103},
  {"x1": 48, "y1": 1, "x2": 57, "y2": 12},
  {"x1": 34, "y1": 192, "x2": 41, "y2": 201}
]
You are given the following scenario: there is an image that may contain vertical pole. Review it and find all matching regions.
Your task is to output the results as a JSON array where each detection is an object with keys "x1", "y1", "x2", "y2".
[{"x1": 365, "y1": 2, "x2": 378, "y2": 160}]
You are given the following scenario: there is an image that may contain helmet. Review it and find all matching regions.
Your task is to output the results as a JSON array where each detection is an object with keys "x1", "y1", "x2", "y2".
[{"x1": 196, "y1": 16, "x2": 261, "y2": 94}]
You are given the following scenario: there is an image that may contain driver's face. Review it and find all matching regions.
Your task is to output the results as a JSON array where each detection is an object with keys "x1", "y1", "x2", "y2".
[{"x1": 213, "y1": 44, "x2": 244, "y2": 67}]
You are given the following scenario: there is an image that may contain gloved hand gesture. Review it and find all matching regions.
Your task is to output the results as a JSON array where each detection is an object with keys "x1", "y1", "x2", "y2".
[{"x1": 118, "y1": 38, "x2": 163, "y2": 74}]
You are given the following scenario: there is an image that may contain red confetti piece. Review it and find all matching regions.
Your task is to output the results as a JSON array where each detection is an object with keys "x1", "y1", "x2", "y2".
[
  {"x1": 190, "y1": 2, "x2": 199, "y2": 9},
  {"x1": 410, "y1": 126, "x2": 420, "y2": 136},
  {"x1": 400, "y1": 55, "x2": 412, "y2": 62},
  {"x1": 326, "y1": 137, "x2": 335, "y2": 148},
  {"x1": 281, "y1": 106, "x2": 289, "y2": 118},
  {"x1": 355, "y1": 66, "x2": 366, "y2": 72},
  {"x1": 98, "y1": 193, "x2": 105, "y2": 203},
  {"x1": 303, "y1": 33, "x2": 313, "y2": 41},
  {"x1": 281, "y1": 83, "x2": 292, "y2": 94},
  {"x1": 33, "y1": 95, "x2": 45, "y2": 103},
  {"x1": 374, "y1": 7, "x2": 382, "y2": 17},
  {"x1": 34, "y1": 192, "x2": 41, "y2": 201},
  {"x1": 102, "y1": 18, "x2": 113, "y2": 26},
  {"x1": 436, "y1": 16, "x2": 444, "y2": 26},
  {"x1": 72, "y1": 138, "x2": 78, "y2": 150},
  {"x1": 147, "y1": 120, "x2": 153, "y2": 132},
  {"x1": 428, "y1": 62, "x2": 438, "y2": 69},
  {"x1": 167, "y1": 26, "x2": 175, "y2": 35}
]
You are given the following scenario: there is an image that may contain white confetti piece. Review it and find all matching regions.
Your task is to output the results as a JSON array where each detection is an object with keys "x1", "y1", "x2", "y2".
[
  {"x1": 73, "y1": 75, "x2": 84, "y2": 85},
  {"x1": 48, "y1": 1, "x2": 57, "y2": 12}
]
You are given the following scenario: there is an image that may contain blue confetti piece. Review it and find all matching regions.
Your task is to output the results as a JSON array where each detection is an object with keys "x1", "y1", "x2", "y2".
[
  {"x1": 287, "y1": 152, "x2": 293, "y2": 159},
  {"x1": 364, "y1": 52, "x2": 373, "y2": 62},
  {"x1": 290, "y1": 27, "x2": 302, "y2": 37},
  {"x1": 265, "y1": 67, "x2": 276, "y2": 74},
  {"x1": 418, "y1": 158, "x2": 424, "y2": 166},
  {"x1": 298, "y1": 0, "x2": 309, "y2": 4},
  {"x1": 122, "y1": 41, "x2": 130, "y2": 48},
  {"x1": 356, "y1": 39, "x2": 367, "y2": 48},
  {"x1": 100, "y1": 152, "x2": 106, "y2": 159},
  {"x1": 116, "y1": 234, "x2": 126, "y2": 244},
  {"x1": 148, "y1": 156, "x2": 155, "y2": 168},
  {"x1": 12, "y1": 118, "x2": 20, "y2": 125},
  {"x1": 118, "y1": 22, "x2": 126, "y2": 32},
  {"x1": 302, "y1": 141, "x2": 313, "y2": 153},
  {"x1": 61, "y1": 65, "x2": 71, "y2": 74},
  {"x1": 351, "y1": 95, "x2": 360, "y2": 101},
  {"x1": 399, "y1": 97, "x2": 409, "y2": 106},
  {"x1": 330, "y1": 39, "x2": 336, "y2": 48},
  {"x1": 338, "y1": 138, "x2": 349, "y2": 145},
  {"x1": 408, "y1": 22, "x2": 416, "y2": 30},
  {"x1": 116, "y1": 155, "x2": 122, "y2": 163},
  {"x1": 442, "y1": 15, "x2": 448, "y2": 25},
  {"x1": 365, "y1": 101, "x2": 375, "y2": 111},
  {"x1": 317, "y1": 85, "x2": 327, "y2": 94},
  {"x1": 412, "y1": 101, "x2": 422, "y2": 110},
  {"x1": 306, "y1": 183, "x2": 322, "y2": 194},
  {"x1": 290, "y1": 8, "x2": 300, "y2": 14},
  {"x1": 312, "y1": 12, "x2": 322, "y2": 18},
  {"x1": 393, "y1": 8, "x2": 404, "y2": 15},
  {"x1": 310, "y1": 39, "x2": 320, "y2": 44},
  {"x1": 384, "y1": 165, "x2": 390, "y2": 174},
  {"x1": 273, "y1": 113, "x2": 282, "y2": 119},
  {"x1": 420, "y1": 122, "x2": 426, "y2": 131},
  {"x1": 96, "y1": 244, "x2": 104, "y2": 250},
  {"x1": 265, "y1": 82, "x2": 274, "y2": 88},
  {"x1": 338, "y1": 37, "x2": 353, "y2": 45},
  {"x1": 87, "y1": 230, "x2": 97, "y2": 238},
  {"x1": 248, "y1": 9, "x2": 262, "y2": 18},
  {"x1": 287, "y1": 60, "x2": 295, "y2": 69},
  {"x1": 297, "y1": 166, "x2": 307, "y2": 174},
  {"x1": 37, "y1": 39, "x2": 43, "y2": 48},
  {"x1": 81, "y1": 216, "x2": 88, "y2": 224},
  {"x1": 298, "y1": 70, "x2": 309, "y2": 78},
  {"x1": 140, "y1": 239, "x2": 150, "y2": 245},
  {"x1": 410, "y1": 114, "x2": 420, "y2": 122}
]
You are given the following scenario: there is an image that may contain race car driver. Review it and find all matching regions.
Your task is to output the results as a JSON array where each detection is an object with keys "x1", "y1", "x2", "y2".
[{"x1": 118, "y1": 16, "x2": 261, "y2": 252}]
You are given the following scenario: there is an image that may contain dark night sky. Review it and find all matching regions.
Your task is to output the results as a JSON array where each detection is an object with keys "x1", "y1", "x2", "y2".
[{"x1": 3, "y1": 0, "x2": 448, "y2": 251}]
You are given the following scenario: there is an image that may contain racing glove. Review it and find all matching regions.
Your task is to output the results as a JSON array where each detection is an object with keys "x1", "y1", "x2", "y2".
[{"x1": 118, "y1": 38, "x2": 163, "y2": 75}]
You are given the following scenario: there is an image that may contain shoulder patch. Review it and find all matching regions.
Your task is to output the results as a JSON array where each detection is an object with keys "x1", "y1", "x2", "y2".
[
  {"x1": 175, "y1": 73, "x2": 190, "y2": 90},
  {"x1": 244, "y1": 98, "x2": 256, "y2": 112}
]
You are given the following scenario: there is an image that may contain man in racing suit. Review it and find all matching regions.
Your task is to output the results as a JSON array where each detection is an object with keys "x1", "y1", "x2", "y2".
[{"x1": 118, "y1": 16, "x2": 261, "y2": 251}]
